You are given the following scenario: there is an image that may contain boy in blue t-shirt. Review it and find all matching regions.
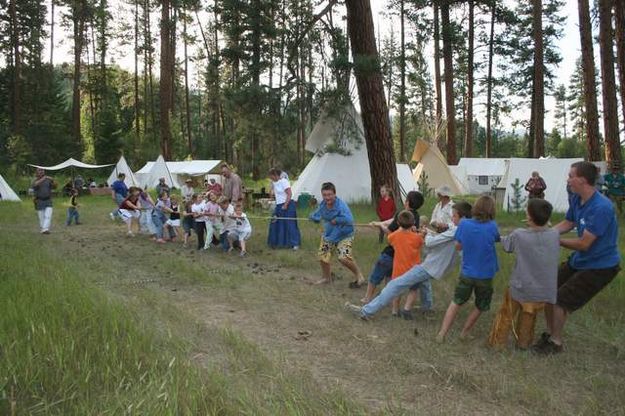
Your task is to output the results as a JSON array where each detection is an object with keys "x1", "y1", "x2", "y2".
[{"x1": 437, "y1": 195, "x2": 500, "y2": 342}]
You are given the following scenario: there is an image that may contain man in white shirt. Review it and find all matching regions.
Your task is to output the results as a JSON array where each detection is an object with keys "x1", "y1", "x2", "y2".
[{"x1": 430, "y1": 185, "x2": 454, "y2": 232}]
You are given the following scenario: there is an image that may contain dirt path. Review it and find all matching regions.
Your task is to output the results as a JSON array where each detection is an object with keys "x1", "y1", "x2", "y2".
[{"x1": 20, "y1": 211, "x2": 625, "y2": 415}]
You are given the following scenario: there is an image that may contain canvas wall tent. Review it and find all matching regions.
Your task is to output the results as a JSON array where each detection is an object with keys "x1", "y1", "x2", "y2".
[
  {"x1": 135, "y1": 155, "x2": 181, "y2": 189},
  {"x1": 135, "y1": 158, "x2": 224, "y2": 189},
  {"x1": 0, "y1": 173, "x2": 20, "y2": 201},
  {"x1": 411, "y1": 140, "x2": 466, "y2": 196},
  {"x1": 107, "y1": 155, "x2": 139, "y2": 187},
  {"x1": 453, "y1": 158, "x2": 508, "y2": 194},
  {"x1": 291, "y1": 104, "x2": 418, "y2": 203},
  {"x1": 499, "y1": 157, "x2": 583, "y2": 212}
]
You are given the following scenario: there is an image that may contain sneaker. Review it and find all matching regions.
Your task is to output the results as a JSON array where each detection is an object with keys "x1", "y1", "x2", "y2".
[
  {"x1": 292, "y1": 245, "x2": 300, "y2": 251},
  {"x1": 109, "y1": 212, "x2": 115, "y2": 220},
  {"x1": 399, "y1": 309, "x2": 414, "y2": 320},
  {"x1": 240, "y1": 250, "x2": 247, "y2": 257},
  {"x1": 344, "y1": 302, "x2": 370, "y2": 321},
  {"x1": 127, "y1": 231, "x2": 135, "y2": 237},
  {"x1": 531, "y1": 339, "x2": 563, "y2": 355}
]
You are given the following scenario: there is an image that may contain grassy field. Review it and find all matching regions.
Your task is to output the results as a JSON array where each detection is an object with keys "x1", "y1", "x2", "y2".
[{"x1": 1, "y1": 194, "x2": 624, "y2": 415}]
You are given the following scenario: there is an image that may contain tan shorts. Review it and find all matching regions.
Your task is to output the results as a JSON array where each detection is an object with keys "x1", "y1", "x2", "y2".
[{"x1": 318, "y1": 236, "x2": 354, "y2": 263}]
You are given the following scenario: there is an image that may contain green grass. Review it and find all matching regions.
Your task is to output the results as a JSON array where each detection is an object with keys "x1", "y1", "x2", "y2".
[{"x1": 1, "y1": 195, "x2": 625, "y2": 415}]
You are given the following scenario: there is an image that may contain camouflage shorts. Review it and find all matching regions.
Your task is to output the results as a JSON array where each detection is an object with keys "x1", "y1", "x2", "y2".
[{"x1": 318, "y1": 236, "x2": 354, "y2": 263}]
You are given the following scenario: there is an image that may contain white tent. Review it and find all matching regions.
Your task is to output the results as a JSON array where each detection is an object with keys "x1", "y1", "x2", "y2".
[
  {"x1": 499, "y1": 157, "x2": 583, "y2": 212},
  {"x1": 411, "y1": 140, "x2": 466, "y2": 196},
  {"x1": 291, "y1": 104, "x2": 418, "y2": 203},
  {"x1": 107, "y1": 155, "x2": 139, "y2": 187},
  {"x1": 454, "y1": 158, "x2": 508, "y2": 194},
  {"x1": 0, "y1": 173, "x2": 20, "y2": 201},
  {"x1": 136, "y1": 159, "x2": 223, "y2": 188},
  {"x1": 136, "y1": 155, "x2": 181, "y2": 189},
  {"x1": 29, "y1": 158, "x2": 113, "y2": 170}
]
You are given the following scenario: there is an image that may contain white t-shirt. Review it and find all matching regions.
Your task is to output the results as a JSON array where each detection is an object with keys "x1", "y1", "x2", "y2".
[
  {"x1": 430, "y1": 200, "x2": 454, "y2": 228},
  {"x1": 192, "y1": 201, "x2": 208, "y2": 222},
  {"x1": 234, "y1": 212, "x2": 252, "y2": 234},
  {"x1": 272, "y1": 178, "x2": 291, "y2": 204}
]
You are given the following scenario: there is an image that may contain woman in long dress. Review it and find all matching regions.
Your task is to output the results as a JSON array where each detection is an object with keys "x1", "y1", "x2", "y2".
[{"x1": 267, "y1": 168, "x2": 301, "y2": 250}]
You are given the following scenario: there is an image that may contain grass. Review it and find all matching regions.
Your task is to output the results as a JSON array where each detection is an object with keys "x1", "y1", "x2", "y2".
[{"x1": 1, "y1": 195, "x2": 624, "y2": 415}]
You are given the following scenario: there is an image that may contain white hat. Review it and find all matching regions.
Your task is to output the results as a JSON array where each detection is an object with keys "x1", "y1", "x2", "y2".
[{"x1": 435, "y1": 185, "x2": 453, "y2": 197}]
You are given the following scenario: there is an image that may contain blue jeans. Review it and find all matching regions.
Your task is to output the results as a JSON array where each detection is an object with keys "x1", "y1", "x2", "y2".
[
  {"x1": 362, "y1": 265, "x2": 433, "y2": 317},
  {"x1": 66, "y1": 207, "x2": 80, "y2": 225},
  {"x1": 220, "y1": 231, "x2": 241, "y2": 251},
  {"x1": 151, "y1": 211, "x2": 167, "y2": 239},
  {"x1": 368, "y1": 253, "x2": 394, "y2": 285},
  {"x1": 111, "y1": 193, "x2": 124, "y2": 218}
]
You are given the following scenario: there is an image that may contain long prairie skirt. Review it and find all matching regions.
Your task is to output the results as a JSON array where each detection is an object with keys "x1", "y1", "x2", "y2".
[{"x1": 267, "y1": 202, "x2": 301, "y2": 249}]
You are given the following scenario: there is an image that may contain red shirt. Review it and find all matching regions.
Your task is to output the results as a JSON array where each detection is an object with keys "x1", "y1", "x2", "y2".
[
  {"x1": 120, "y1": 197, "x2": 138, "y2": 210},
  {"x1": 376, "y1": 196, "x2": 396, "y2": 221}
]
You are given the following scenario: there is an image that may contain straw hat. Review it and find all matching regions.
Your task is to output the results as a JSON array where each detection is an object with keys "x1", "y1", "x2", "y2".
[{"x1": 435, "y1": 185, "x2": 453, "y2": 197}]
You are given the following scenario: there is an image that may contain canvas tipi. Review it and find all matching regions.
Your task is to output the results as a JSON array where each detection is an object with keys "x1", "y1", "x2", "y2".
[
  {"x1": 136, "y1": 155, "x2": 181, "y2": 189},
  {"x1": 291, "y1": 104, "x2": 418, "y2": 203},
  {"x1": 107, "y1": 155, "x2": 139, "y2": 187},
  {"x1": 0, "y1": 173, "x2": 20, "y2": 201},
  {"x1": 411, "y1": 140, "x2": 466, "y2": 195}
]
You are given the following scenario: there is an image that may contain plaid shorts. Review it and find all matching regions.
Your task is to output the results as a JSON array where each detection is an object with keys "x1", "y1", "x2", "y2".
[{"x1": 318, "y1": 236, "x2": 354, "y2": 263}]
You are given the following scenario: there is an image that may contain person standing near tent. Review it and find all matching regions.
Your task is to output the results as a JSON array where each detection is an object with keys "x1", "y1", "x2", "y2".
[
  {"x1": 603, "y1": 163, "x2": 625, "y2": 213},
  {"x1": 309, "y1": 182, "x2": 365, "y2": 287},
  {"x1": 533, "y1": 161, "x2": 620, "y2": 354},
  {"x1": 32, "y1": 168, "x2": 56, "y2": 234},
  {"x1": 181, "y1": 178, "x2": 195, "y2": 202},
  {"x1": 267, "y1": 168, "x2": 301, "y2": 250},
  {"x1": 110, "y1": 173, "x2": 128, "y2": 220},
  {"x1": 525, "y1": 171, "x2": 547, "y2": 199},
  {"x1": 430, "y1": 185, "x2": 454, "y2": 233},
  {"x1": 155, "y1": 177, "x2": 170, "y2": 197},
  {"x1": 206, "y1": 178, "x2": 223, "y2": 196},
  {"x1": 221, "y1": 164, "x2": 243, "y2": 203}
]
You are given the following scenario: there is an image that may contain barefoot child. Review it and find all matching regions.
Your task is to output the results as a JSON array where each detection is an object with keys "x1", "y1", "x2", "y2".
[
  {"x1": 345, "y1": 202, "x2": 472, "y2": 320},
  {"x1": 164, "y1": 195, "x2": 181, "y2": 241},
  {"x1": 66, "y1": 188, "x2": 81, "y2": 225},
  {"x1": 228, "y1": 203, "x2": 253, "y2": 256},
  {"x1": 387, "y1": 210, "x2": 424, "y2": 316},
  {"x1": 118, "y1": 187, "x2": 142, "y2": 236},
  {"x1": 436, "y1": 195, "x2": 500, "y2": 342},
  {"x1": 487, "y1": 199, "x2": 560, "y2": 350},
  {"x1": 181, "y1": 196, "x2": 195, "y2": 247}
]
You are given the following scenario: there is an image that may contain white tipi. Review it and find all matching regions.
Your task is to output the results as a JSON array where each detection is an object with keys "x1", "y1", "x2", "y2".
[
  {"x1": 291, "y1": 104, "x2": 418, "y2": 203},
  {"x1": 107, "y1": 155, "x2": 139, "y2": 187},
  {"x1": 136, "y1": 155, "x2": 181, "y2": 189},
  {"x1": 0, "y1": 173, "x2": 20, "y2": 201}
]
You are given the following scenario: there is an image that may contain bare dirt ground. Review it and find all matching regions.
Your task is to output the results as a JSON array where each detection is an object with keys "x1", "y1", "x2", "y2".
[{"x1": 17, "y1": 203, "x2": 625, "y2": 415}]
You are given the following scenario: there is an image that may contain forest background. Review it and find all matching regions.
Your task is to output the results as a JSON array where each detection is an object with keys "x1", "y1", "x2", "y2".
[{"x1": 1, "y1": 0, "x2": 624, "y2": 185}]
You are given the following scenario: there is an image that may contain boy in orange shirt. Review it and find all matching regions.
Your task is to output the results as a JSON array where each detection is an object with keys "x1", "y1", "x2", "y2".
[{"x1": 387, "y1": 210, "x2": 424, "y2": 316}]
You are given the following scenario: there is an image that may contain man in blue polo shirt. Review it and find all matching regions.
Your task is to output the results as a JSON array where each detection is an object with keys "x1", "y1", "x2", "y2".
[
  {"x1": 110, "y1": 173, "x2": 128, "y2": 220},
  {"x1": 534, "y1": 161, "x2": 620, "y2": 354}
]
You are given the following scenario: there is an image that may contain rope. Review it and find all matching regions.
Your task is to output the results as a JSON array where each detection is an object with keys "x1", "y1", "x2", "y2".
[{"x1": 244, "y1": 215, "x2": 375, "y2": 227}]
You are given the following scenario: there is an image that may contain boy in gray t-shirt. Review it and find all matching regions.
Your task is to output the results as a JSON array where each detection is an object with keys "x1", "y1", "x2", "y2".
[{"x1": 488, "y1": 199, "x2": 560, "y2": 350}]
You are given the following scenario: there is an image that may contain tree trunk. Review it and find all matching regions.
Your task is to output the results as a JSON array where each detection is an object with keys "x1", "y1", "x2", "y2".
[
  {"x1": 528, "y1": 90, "x2": 535, "y2": 157},
  {"x1": 134, "y1": 0, "x2": 140, "y2": 145},
  {"x1": 464, "y1": 0, "x2": 474, "y2": 157},
  {"x1": 9, "y1": 0, "x2": 21, "y2": 135},
  {"x1": 160, "y1": 0, "x2": 172, "y2": 159},
  {"x1": 399, "y1": 0, "x2": 406, "y2": 162},
  {"x1": 578, "y1": 0, "x2": 601, "y2": 161},
  {"x1": 183, "y1": 7, "x2": 193, "y2": 157},
  {"x1": 433, "y1": 4, "x2": 443, "y2": 149},
  {"x1": 614, "y1": 0, "x2": 625, "y2": 141},
  {"x1": 440, "y1": 1, "x2": 457, "y2": 165},
  {"x1": 598, "y1": 0, "x2": 621, "y2": 166},
  {"x1": 72, "y1": 3, "x2": 86, "y2": 148},
  {"x1": 50, "y1": 0, "x2": 55, "y2": 66},
  {"x1": 345, "y1": 0, "x2": 398, "y2": 205},
  {"x1": 485, "y1": 0, "x2": 495, "y2": 157},
  {"x1": 532, "y1": 0, "x2": 545, "y2": 157}
]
